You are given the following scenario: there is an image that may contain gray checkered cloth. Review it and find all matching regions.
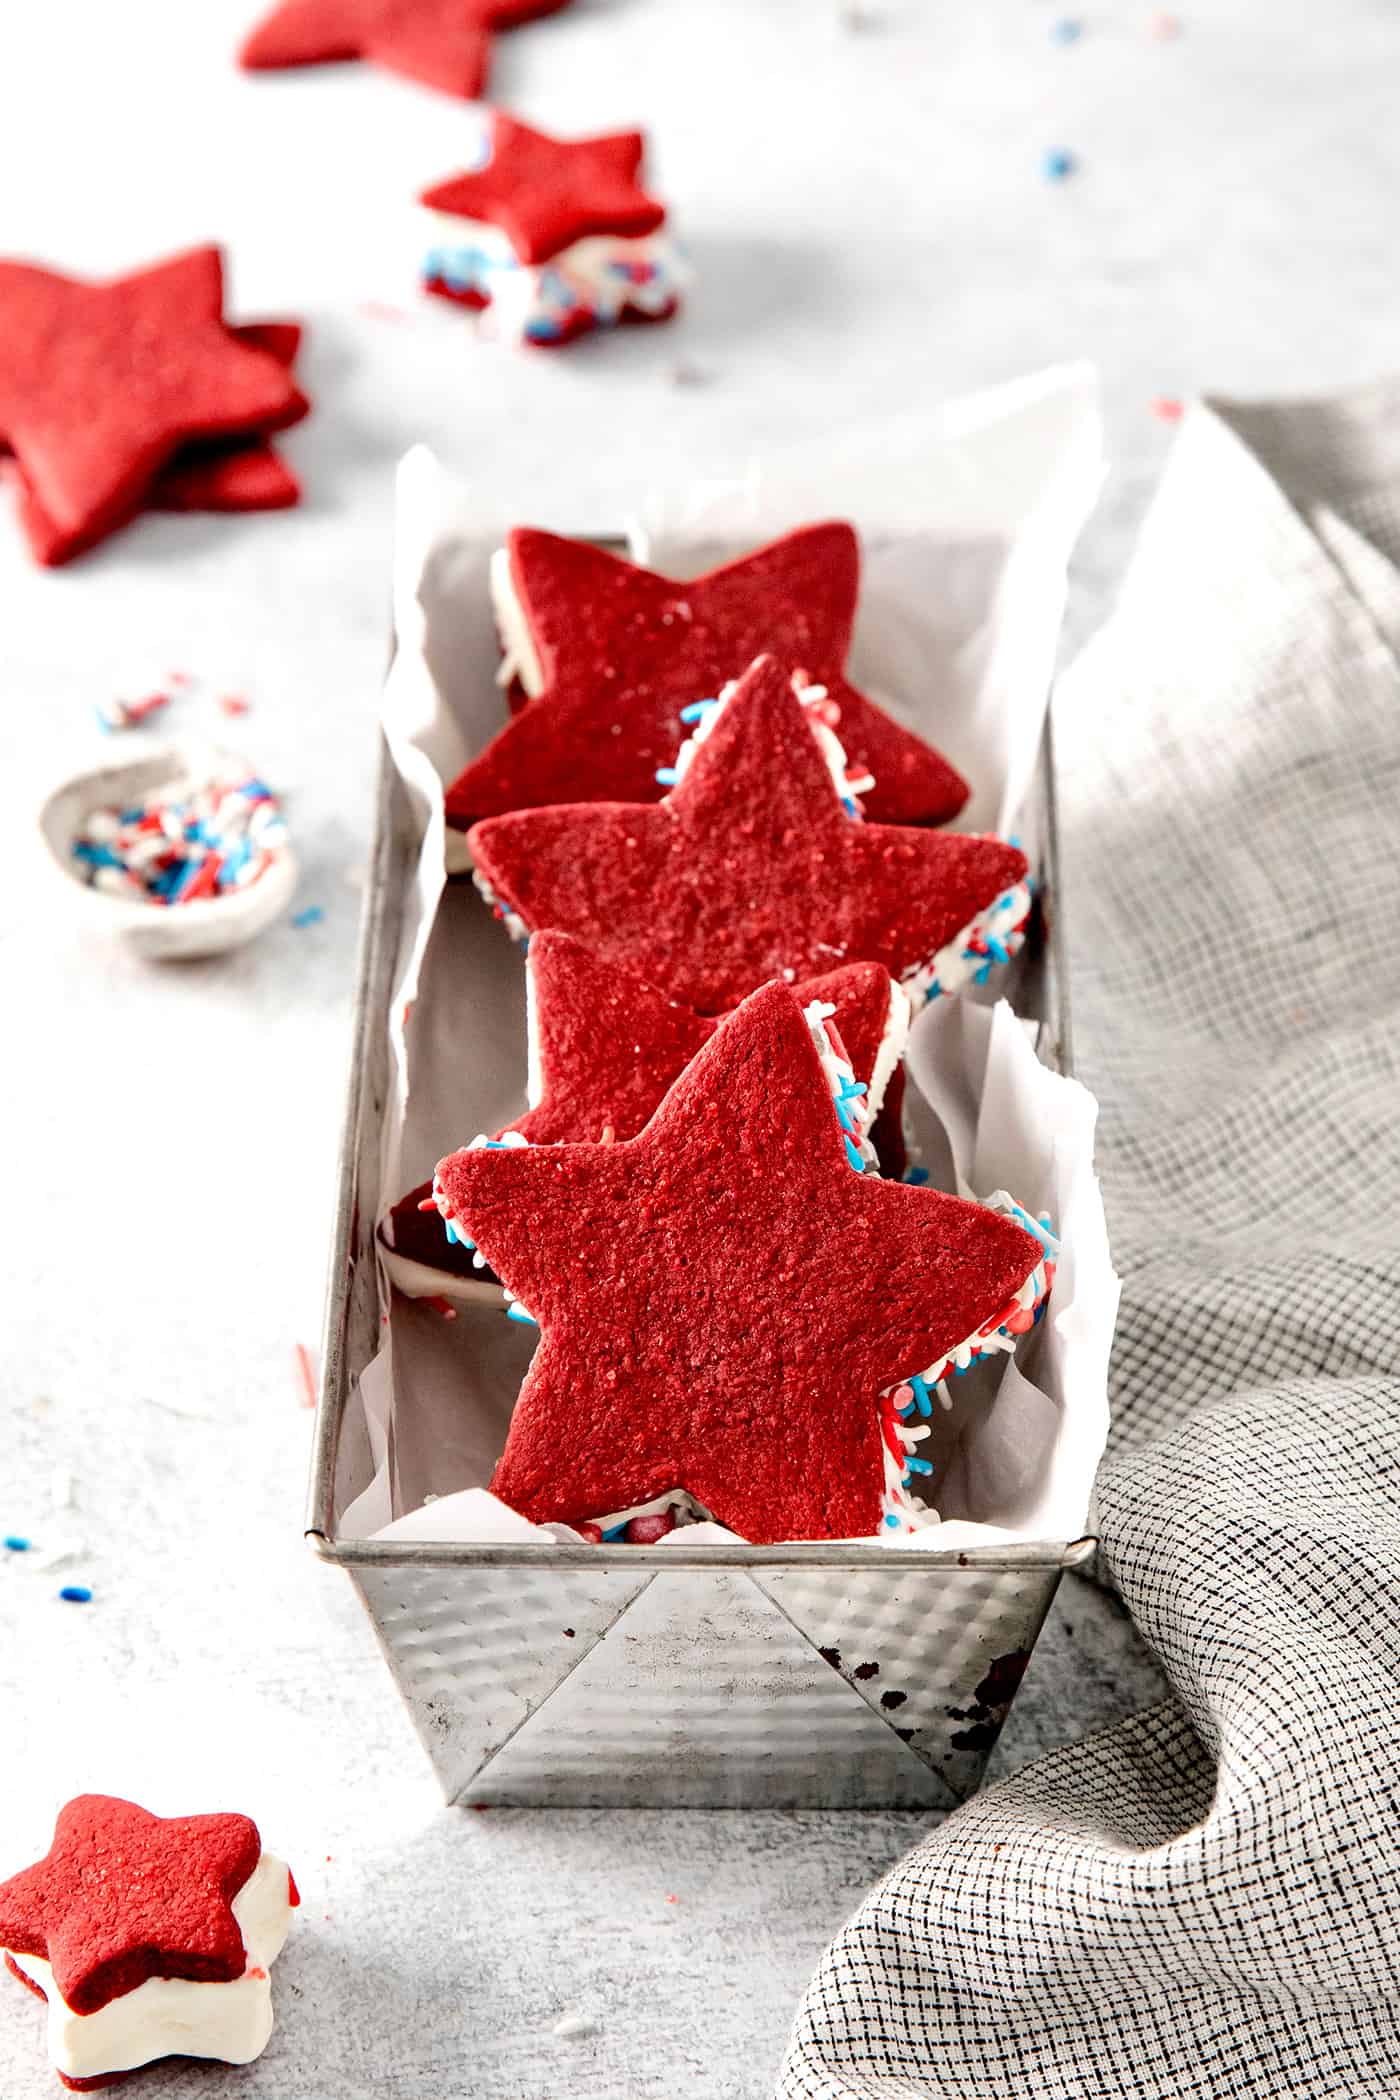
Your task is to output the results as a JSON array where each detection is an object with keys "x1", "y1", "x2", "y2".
[{"x1": 777, "y1": 390, "x2": 1400, "y2": 2099}]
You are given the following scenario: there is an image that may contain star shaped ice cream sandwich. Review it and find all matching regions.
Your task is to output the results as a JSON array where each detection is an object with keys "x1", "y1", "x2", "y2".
[
  {"x1": 239, "y1": 0, "x2": 570, "y2": 100},
  {"x1": 381, "y1": 931, "x2": 911, "y2": 1300},
  {"x1": 0, "y1": 249, "x2": 306, "y2": 565},
  {"x1": 421, "y1": 116, "x2": 683, "y2": 346},
  {"x1": 434, "y1": 981, "x2": 1051, "y2": 1543},
  {"x1": 0, "y1": 1795, "x2": 298, "y2": 2090},
  {"x1": 444, "y1": 522, "x2": 969, "y2": 842},
  {"x1": 467, "y1": 653, "x2": 1029, "y2": 1015}
]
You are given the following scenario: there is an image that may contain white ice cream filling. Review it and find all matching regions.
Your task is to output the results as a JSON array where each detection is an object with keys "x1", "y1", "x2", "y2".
[
  {"x1": 422, "y1": 212, "x2": 688, "y2": 346},
  {"x1": 4, "y1": 1849, "x2": 294, "y2": 2082},
  {"x1": 490, "y1": 542, "x2": 543, "y2": 695}
]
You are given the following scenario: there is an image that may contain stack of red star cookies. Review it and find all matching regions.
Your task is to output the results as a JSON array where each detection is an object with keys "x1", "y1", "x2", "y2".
[
  {"x1": 0, "y1": 247, "x2": 310, "y2": 566},
  {"x1": 384, "y1": 522, "x2": 1058, "y2": 1546}
]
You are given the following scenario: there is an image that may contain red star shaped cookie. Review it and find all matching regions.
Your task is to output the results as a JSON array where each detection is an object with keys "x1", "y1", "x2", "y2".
[
  {"x1": 7, "y1": 321, "x2": 308, "y2": 564},
  {"x1": 434, "y1": 981, "x2": 1041, "y2": 1541},
  {"x1": 467, "y1": 653, "x2": 1026, "y2": 1014},
  {"x1": 421, "y1": 115, "x2": 664, "y2": 264},
  {"x1": 383, "y1": 934, "x2": 907, "y2": 1289},
  {"x1": 0, "y1": 1797, "x2": 260, "y2": 2017},
  {"x1": 239, "y1": 0, "x2": 570, "y2": 100},
  {"x1": 0, "y1": 249, "x2": 304, "y2": 565},
  {"x1": 445, "y1": 523, "x2": 970, "y2": 833}
]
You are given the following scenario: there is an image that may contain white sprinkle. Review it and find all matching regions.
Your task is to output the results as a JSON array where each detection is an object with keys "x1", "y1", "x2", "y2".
[{"x1": 552, "y1": 2012, "x2": 600, "y2": 2041}]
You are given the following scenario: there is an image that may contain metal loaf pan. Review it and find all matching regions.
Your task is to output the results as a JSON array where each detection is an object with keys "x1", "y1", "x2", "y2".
[{"x1": 308, "y1": 701, "x2": 1091, "y2": 1810}]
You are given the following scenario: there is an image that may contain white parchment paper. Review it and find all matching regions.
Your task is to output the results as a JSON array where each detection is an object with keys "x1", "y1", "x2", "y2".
[{"x1": 340, "y1": 365, "x2": 1116, "y2": 1547}]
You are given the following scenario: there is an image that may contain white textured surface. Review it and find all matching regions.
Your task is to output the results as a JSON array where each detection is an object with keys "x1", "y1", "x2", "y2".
[{"x1": 6, "y1": 0, "x2": 1396, "y2": 2090}]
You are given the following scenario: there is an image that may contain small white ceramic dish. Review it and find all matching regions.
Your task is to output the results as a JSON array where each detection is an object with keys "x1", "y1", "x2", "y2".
[{"x1": 38, "y1": 742, "x2": 299, "y2": 962}]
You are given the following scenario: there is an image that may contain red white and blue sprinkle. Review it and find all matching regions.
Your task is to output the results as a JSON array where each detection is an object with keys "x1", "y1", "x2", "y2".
[
  {"x1": 71, "y1": 768, "x2": 288, "y2": 908},
  {"x1": 95, "y1": 691, "x2": 170, "y2": 734}
]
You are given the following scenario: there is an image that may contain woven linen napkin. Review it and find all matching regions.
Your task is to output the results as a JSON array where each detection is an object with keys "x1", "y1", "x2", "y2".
[{"x1": 777, "y1": 388, "x2": 1400, "y2": 2100}]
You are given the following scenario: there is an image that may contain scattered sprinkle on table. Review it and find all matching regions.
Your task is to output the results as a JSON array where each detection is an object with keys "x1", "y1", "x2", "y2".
[
  {"x1": 1049, "y1": 17, "x2": 1082, "y2": 43},
  {"x1": 552, "y1": 2012, "x2": 601, "y2": 2041},
  {"x1": 1150, "y1": 10, "x2": 1181, "y2": 37},
  {"x1": 1041, "y1": 148, "x2": 1077, "y2": 182},
  {"x1": 96, "y1": 692, "x2": 171, "y2": 733},
  {"x1": 290, "y1": 904, "x2": 324, "y2": 929},
  {"x1": 293, "y1": 1343, "x2": 318, "y2": 1410},
  {"x1": 219, "y1": 694, "x2": 252, "y2": 717},
  {"x1": 1152, "y1": 396, "x2": 1185, "y2": 421},
  {"x1": 72, "y1": 768, "x2": 288, "y2": 906},
  {"x1": 58, "y1": 1585, "x2": 93, "y2": 1604},
  {"x1": 3, "y1": 1535, "x2": 31, "y2": 1552}
]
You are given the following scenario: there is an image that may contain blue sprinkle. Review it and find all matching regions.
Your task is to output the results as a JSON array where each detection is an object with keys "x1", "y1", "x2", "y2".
[
  {"x1": 906, "y1": 1456, "x2": 934, "y2": 1476},
  {"x1": 954, "y1": 1360, "x2": 970, "y2": 1377},
  {"x1": 904, "y1": 1166, "x2": 930, "y2": 1187},
  {"x1": 1041, "y1": 148, "x2": 1077, "y2": 182},
  {"x1": 973, "y1": 962, "x2": 993, "y2": 985},
  {"x1": 72, "y1": 841, "x2": 122, "y2": 870},
  {"x1": 896, "y1": 1399, "x2": 916, "y2": 1419},
  {"x1": 838, "y1": 1076, "x2": 867, "y2": 1100},
  {"x1": 834, "y1": 1099, "x2": 856, "y2": 1134},
  {"x1": 59, "y1": 1585, "x2": 93, "y2": 1604},
  {"x1": 678, "y1": 700, "x2": 715, "y2": 724},
  {"x1": 3, "y1": 1535, "x2": 30, "y2": 1552},
  {"x1": 602, "y1": 1522, "x2": 629, "y2": 1542},
  {"x1": 506, "y1": 1304, "x2": 538, "y2": 1326},
  {"x1": 843, "y1": 1135, "x2": 866, "y2": 1173},
  {"x1": 909, "y1": 1375, "x2": 933, "y2": 1418},
  {"x1": 841, "y1": 798, "x2": 858, "y2": 819},
  {"x1": 1049, "y1": 17, "x2": 1082, "y2": 42},
  {"x1": 883, "y1": 1513, "x2": 900, "y2": 1530},
  {"x1": 291, "y1": 906, "x2": 324, "y2": 929},
  {"x1": 985, "y1": 937, "x2": 1010, "y2": 965},
  {"x1": 654, "y1": 767, "x2": 680, "y2": 787}
]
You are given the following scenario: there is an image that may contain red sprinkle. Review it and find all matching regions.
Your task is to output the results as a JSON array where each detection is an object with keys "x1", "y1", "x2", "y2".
[
  {"x1": 626, "y1": 1510, "x2": 677, "y2": 1544},
  {"x1": 287, "y1": 1869, "x2": 301, "y2": 1907},
  {"x1": 293, "y1": 1342, "x2": 318, "y2": 1409},
  {"x1": 424, "y1": 1295, "x2": 459, "y2": 1321},
  {"x1": 1151, "y1": 396, "x2": 1185, "y2": 422},
  {"x1": 219, "y1": 695, "x2": 251, "y2": 717}
]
